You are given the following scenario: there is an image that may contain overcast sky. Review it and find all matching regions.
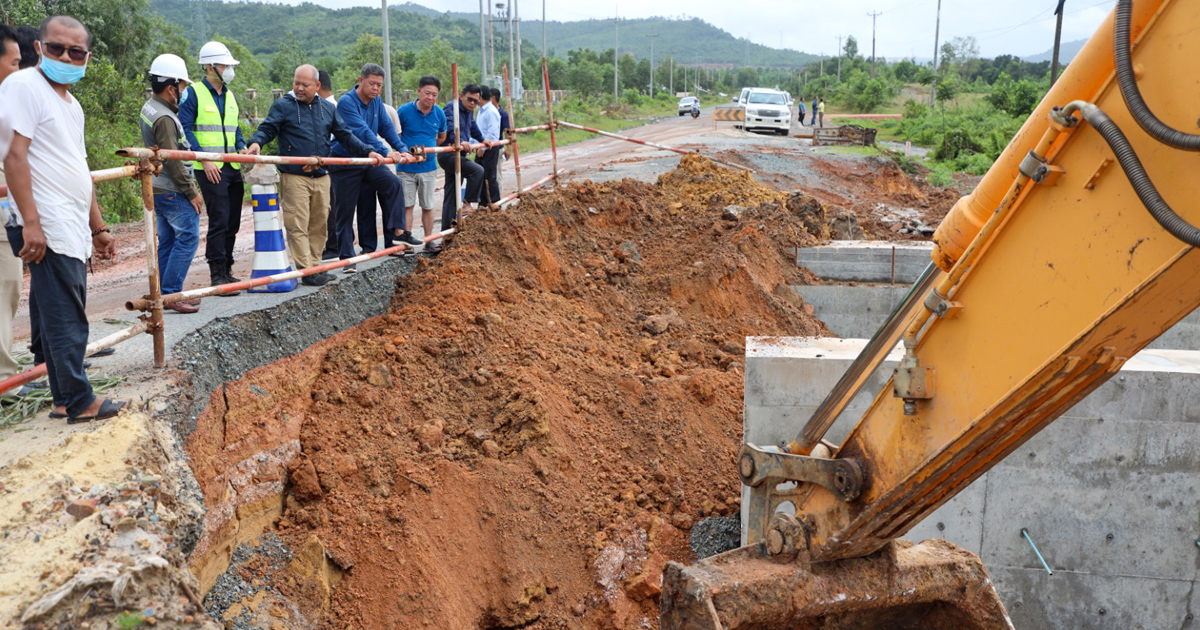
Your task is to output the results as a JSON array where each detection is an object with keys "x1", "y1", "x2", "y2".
[{"x1": 259, "y1": 0, "x2": 1114, "y2": 59}]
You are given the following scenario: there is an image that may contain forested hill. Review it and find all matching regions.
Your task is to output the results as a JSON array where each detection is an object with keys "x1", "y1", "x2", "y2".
[{"x1": 149, "y1": 0, "x2": 816, "y2": 67}]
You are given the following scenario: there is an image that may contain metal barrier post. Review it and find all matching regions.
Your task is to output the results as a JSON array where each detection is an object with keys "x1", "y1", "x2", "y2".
[
  {"x1": 502, "y1": 64, "x2": 524, "y2": 195},
  {"x1": 542, "y1": 58, "x2": 558, "y2": 183},
  {"x1": 452, "y1": 63, "x2": 463, "y2": 225},
  {"x1": 137, "y1": 161, "x2": 165, "y2": 368}
]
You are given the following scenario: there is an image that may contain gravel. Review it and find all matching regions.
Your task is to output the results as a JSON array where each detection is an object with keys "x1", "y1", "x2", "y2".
[
  {"x1": 203, "y1": 533, "x2": 294, "y2": 629},
  {"x1": 689, "y1": 516, "x2": 742, "y2": 559}
]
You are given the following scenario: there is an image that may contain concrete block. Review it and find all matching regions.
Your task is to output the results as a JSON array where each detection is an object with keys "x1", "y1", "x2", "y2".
[
  {"x1": 795, "y1": 240, "x2": 933, "y2": 284},
  {"x1": 793, "y1": 283, "x2": 1200, "y2": 351}
]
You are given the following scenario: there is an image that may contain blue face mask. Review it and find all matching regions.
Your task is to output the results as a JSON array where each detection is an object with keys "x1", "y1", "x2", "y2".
[{"x1": 40, "y1": 56, "x2": 87, "y2": 85}]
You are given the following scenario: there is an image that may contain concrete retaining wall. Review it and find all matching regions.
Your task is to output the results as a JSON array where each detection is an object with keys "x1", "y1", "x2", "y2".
[
  {"x1": 743, "y1": 336, "x2": 1200, "y2": 629},
  {"x1": 794, "y1": 284, "x2": 1200, "y2": 352},
  {"x1": 795, "y1": 241, "x2": 933, "y2": 284}
]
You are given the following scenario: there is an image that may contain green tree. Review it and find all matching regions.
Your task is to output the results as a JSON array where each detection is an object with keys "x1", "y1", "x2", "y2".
[
  {"x1": 269, "y1": 31, "x2": 308, "y2": 84},
  {"x1": 208, "y1": 34, "x2": 268, "y2": 89},
  {"x1": 843, "y1": 35, "x2": 860, "y2": 59},
  {"x1": 985, "y1": 72, "x2": 1043, "y2": 117}
]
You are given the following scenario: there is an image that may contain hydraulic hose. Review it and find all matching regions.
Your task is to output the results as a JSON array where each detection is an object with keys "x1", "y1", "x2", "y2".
[
  {"x1": 1065, "y1": 100, "x2": 1200, "y2": 247},
  {"x1": 1114, "y1": 0, "x2": 1200, "y2": 151}
]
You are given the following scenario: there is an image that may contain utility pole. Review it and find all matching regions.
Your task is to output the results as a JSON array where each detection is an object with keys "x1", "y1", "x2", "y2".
[
  {"x1": 613, "y1": 17, "x2": 619, "y2": 101},
  {"x1": 868, "y1": 11, "x2": 881, "y2": 78},
  {"x1": 480, "y1": 0, "x2": 488, "y2": 83},
  {"x1": 647, "y1": 33, "x2": 659, "y2": 96},
  {"x1": 542, "y1": 0, "x2": 547, "y2": 60},
  {"x1": 514, "y1": 0, "x2": 522, "y2": 94},
  {"x1": 930, "y1": 0, "x2": 941, "y2": 105},
  {"x1": 507, "y1": 0, "x2": 516, "y2": 92},
  {"x1": 668, "y1": 53, "x2": 674, "y2": 96},
  {"x1": 1051, "y1": 0, "x2": 1066, "y2": 85},
  {"x1": 382, "y1": 0, "x2": 392, "y2": 105},
  {"x1": 836, "y1": 35, "x2": 843, "y2": 82}
]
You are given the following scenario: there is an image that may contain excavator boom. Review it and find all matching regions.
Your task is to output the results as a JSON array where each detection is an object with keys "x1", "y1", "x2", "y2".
[{"x1": 662, "y1": 0, "x2": 1200, "y2": 627}]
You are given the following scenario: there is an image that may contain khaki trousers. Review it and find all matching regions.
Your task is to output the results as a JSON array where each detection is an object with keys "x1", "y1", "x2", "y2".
[
  {"x1": 0, "y1": 240, "x2": 21, "y2": 391},
  {"x1": 279, "y1": 173, "x2": 332, "y2": 269}
]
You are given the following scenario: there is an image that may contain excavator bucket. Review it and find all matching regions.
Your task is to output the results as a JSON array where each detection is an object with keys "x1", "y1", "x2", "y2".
[{"x1": 660, "y1": 538, "x2": 1013, "y2": 630}]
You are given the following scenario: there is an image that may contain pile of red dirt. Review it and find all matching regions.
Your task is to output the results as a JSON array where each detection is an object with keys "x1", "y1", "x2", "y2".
[{"x1": 187, "y1": 155, "x2": 833, "y2": 629}]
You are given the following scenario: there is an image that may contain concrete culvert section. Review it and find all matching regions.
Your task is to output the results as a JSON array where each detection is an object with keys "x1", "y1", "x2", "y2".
[{"x1": 183, "y1": 155, "x2": 843, "y2": 628}]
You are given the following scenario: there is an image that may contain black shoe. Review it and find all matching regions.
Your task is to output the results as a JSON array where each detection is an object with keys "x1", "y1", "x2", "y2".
[
  {"x1": 321, "y1": 250, "x2": 338, "y2": 261},
  {"x1": 89, "y1": 347, "x2": 116, "y2": 358},
  {"x1": 343, "y1": 264, "x2": 357, "y2": 274},
  {"x1": 399, "y1": 231, "x2": 423, "y2": 246},
  {"x1": 301, "y1": 271, "x2": 332, "y2": 286},
  {"x1": 223, "y1": 263, "x2": 242, "y2": 283}
]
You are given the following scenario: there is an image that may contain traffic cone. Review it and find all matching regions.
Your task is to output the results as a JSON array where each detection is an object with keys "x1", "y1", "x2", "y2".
[{"x1": 243, "y1": 164, "x2": 298, "y2": 293}]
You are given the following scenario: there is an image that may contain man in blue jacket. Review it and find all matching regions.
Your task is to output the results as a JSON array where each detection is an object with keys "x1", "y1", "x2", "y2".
[
  {"x1": 438, "y1": 84, "x2": 497, "y2": 233},
  {"x1": 244, "y1": 65, "x2": 382, "y2": 286},
  {"x1": 330, "y1": 63, "x2": 415, "y2": 272}
]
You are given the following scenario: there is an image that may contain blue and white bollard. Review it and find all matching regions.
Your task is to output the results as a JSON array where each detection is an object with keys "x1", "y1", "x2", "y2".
[{"x1": 244, "y1": 165, "x2": 297, "y2": 293}]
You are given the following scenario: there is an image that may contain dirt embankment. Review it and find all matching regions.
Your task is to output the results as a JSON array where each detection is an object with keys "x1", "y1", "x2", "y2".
[{"x1": 185, "y1": 155, "x2": 836, "y2": 629}]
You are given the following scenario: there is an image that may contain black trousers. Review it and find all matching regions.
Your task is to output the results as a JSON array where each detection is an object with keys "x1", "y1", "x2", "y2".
[
  {"x1": 475, "y1": 148, "x2": 501, "y2": 206},
  {"x1": 195, "y1": 165, "x2": 244, "y2": 266},
  {"x1": 329, "y1": 164, "x2": 406, "y2": 259},
  {"x1": 437, "y1": 152, "x2": 484, "y2": 230},
  {"x1": 8, "y1": 227, "x2": 93, "y2": 415}
]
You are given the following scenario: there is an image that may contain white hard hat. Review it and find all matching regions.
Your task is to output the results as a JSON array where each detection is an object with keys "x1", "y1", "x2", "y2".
[
  {"x1": 149, "y1": 54, "x2": 191, "y2": 83},
  {"x1": 198, "y1": 41, "x2": 239, "y2": 67}
]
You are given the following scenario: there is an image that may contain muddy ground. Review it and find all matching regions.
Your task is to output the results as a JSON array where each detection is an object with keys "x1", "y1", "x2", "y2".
[{"x1": 180, "y1": 154, "x2": 958, "y2": 630}]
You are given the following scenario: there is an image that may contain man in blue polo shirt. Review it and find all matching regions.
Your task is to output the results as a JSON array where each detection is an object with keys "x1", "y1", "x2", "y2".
[
  {"x1": 329, "y1": 63, "x2": 414, "y2": 272},
  {"x1": 396, "y1": 75, "x2": 446, "y2": 251}
]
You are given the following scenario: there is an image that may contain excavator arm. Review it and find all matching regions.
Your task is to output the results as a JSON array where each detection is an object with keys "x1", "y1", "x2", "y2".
[{"x1": 662, "y1": 1, "x2": 1200, "y2": 627}]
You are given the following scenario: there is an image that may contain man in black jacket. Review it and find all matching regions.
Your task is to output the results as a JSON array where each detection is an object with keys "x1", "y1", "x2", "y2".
[{"x1": 245, "y1": 65, "x2": 382, "y2": 286}]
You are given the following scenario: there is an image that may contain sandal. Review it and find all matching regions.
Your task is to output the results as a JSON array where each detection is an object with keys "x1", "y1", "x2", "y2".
[{"x1": 67, "y1": 398, "x2": 127, "y2": 425}]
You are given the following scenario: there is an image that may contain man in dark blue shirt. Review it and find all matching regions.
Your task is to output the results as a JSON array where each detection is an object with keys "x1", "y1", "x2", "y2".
[
  {"x1": 438, "y1": 84, "x2": 497, "y2": 233},
  {"x1": 329, "y1": 64, "x2": 414, "y2": 270}
]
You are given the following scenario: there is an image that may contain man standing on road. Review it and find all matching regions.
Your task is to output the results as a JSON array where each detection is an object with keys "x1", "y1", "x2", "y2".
[
  {"x1": 245, "y1": 65, "x2": 383, "y2": 286},
  {"x1": 810, "y1": 97, "x2": 818, "y2": 127},
  {"x1": 475, "y1": 86, "x2": 502, "y2": 207},
  {"x1": 142, "y1": 54, "x2": 204, "y2": 314},
  {"x1": 818, "y1": 98, "x2": 826, "y2": 128},
  {"x1": 438, "y1": 84, "x2": 496, "y2": 233},
  {"x1": 1, "y1": 15, "x2": 126, "y2": 423},
  {"x1": 796, "y1": 98, "x2": 806, "y2": 127},
  {"x1": 396, "y1": 75, "x2": 446, "y2": 252},
  {"x1": 179, "y1": 40, "x2": 245, "y2": 289},
  {"x1": 329, "y1": 63, "x2": 415, "y2": 272}
]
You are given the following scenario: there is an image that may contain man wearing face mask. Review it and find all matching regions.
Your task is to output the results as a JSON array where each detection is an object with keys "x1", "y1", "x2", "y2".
[
  {"x1": 178, "y1": 40, "x2": 246, "y2": 290},
  {"x1": 0, "y1": 15, "x2": 126, "y2": 424},
  {"x1": 141, "y1": 54, "x2": 204, "y2": 314}
]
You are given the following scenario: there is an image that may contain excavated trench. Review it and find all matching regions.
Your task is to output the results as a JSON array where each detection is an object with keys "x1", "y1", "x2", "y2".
[{"x1": 177, "y1": 155, "x2": 954, "y2": 629}]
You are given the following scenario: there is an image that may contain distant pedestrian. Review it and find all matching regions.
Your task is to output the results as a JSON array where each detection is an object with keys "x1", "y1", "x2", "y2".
[
  {"x1": 1, "y1": 15, "x2": 127, "y2": 423},
  {"x1": 245, "y1": 65, "x2": 383, "y2": 286},
  {"x1": 810, "y1": 97, "x2": 818, "y2": 126},
  {"x1": 475, "y1": 86, "x2": 502, "y2": 207},
  {"x1": 329, "y1": 63, "x2": 414, "y2": 273},
  {"x1": 179, "y1": 41, "x2": 246, "y2": 289},
  {"x1": 396, "y1": 75, "x2": 447, "y2": 252},
  {"x1": 438, "y1": 84, "x2": 497, "y2": 232},
  {"x1": 796, "y1": 98, "x2": 806, "y2": 125},
  {"x1": 142, "y1": 54, "x2": 204, "y2": 314},
  {"x1": 818, "y1": 98, "x2": 826, "y2": 128},
  {"x1": 492, "y1": 86, "x2": 511, "y2": 188}
]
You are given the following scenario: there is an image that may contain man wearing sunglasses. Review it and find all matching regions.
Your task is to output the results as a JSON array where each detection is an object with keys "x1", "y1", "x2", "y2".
[
  {"x1": 0, "y1": 15, "x2": 127, "y2": 424},
  {"x1": 438, "y1": 84, "x2": 498, "y2": 235}
]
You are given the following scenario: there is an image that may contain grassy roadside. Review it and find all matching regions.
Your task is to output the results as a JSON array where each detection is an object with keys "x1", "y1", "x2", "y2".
[{"x1": 511, "y1": 96, "x2": 696, "y2": 154}]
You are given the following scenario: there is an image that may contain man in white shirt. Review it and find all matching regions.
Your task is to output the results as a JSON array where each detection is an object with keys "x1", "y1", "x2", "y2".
[
  {"x1": 0, "y1": 15, "x2": 125, "y2": 423},
  {"x1": 474, "y1": 86, "x2": 502, "y2": 208}
]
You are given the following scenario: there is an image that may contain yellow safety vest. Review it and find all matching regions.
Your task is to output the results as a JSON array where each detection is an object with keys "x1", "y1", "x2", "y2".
[{"x1": 190, "y1": 83, "x2": 241, "y2": 171}]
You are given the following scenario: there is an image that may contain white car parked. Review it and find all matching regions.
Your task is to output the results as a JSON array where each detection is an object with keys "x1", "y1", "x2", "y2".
[{"x1": 743, "y1": 88, "x2": 792, "y2": 136}]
